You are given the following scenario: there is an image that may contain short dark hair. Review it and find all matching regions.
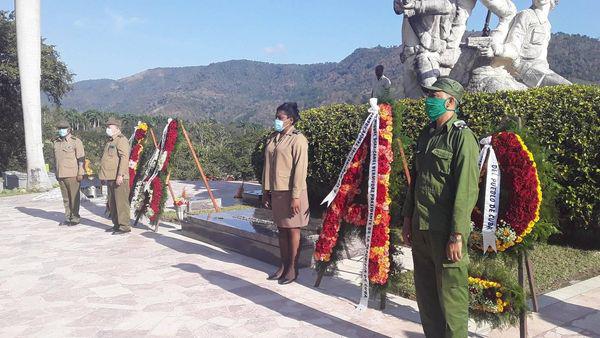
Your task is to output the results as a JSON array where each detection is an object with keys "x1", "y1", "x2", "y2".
[
  {"x1": 375, "y1": 65, "x2": 384, "y2": 71},
  {"x1": 276, "y1": 102, "x2": 300, "y2": 123}
]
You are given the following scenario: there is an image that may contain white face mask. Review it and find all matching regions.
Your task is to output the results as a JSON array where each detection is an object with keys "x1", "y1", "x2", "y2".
[{"x1": 106, "y1": 127, "x2": 113, "y2": 137}]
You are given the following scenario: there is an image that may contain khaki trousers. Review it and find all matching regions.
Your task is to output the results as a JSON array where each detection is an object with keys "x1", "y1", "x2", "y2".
[
  {"x1": 58, "y1": 177, "x2": 81, "y2": 223},
  {"x1": 107, "y1": 180, "x2": 131, "y2": 231}
]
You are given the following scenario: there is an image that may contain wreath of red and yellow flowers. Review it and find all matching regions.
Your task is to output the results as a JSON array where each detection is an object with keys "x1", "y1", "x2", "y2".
[
  {"x1": 129, "y1": 122, "x2": 149, "y2": 189},
  {"x1": 471, "y1": 132, "x2": 542, "y2": 252},
  {"x1": 469, "y1": 276, "x2": 511, "y2": 314},
  {"x1": 314, "y1": 103, "x2": 393, "y2": 284}
]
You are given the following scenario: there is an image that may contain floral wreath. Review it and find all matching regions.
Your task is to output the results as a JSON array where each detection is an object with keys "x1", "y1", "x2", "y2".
[
  {"x1": 128, "y1": 122, "x2": 150, "y2": 191},
  {"x1": 132, "y1": 118, "x2": 183, "y2": 225},
  {"x1": 469, "y1": 276, "x2": 510, "y2": 314},
  {"x1": 471, "y1": 132, "x2": 542, "y2": 253},
  {"x1": 314, "y1": 103, "x2": 393, "y2": 285}
]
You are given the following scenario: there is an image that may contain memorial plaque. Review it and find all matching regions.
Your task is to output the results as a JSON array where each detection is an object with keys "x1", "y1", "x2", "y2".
[
  {"x1": 241, "y1": 189, "x2": 262, "y2": 207},
  {"x1": 182, "y1": 208, "x2": 315, "y2": 267}
]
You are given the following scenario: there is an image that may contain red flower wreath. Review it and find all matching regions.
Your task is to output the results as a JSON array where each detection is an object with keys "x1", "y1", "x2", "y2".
[{"x1": 471, "y1": 132, "x2": 542, "y2": 252}]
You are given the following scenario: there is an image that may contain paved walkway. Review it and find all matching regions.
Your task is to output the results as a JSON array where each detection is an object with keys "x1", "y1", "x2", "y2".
[{"x1": 0, "y1": 188, "x2": 599, "y2": 337}]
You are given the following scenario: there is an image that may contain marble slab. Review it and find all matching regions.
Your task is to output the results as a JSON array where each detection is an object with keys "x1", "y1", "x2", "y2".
[{"x1": 182, "y1": 208, "x2": 322, "y2": 267}]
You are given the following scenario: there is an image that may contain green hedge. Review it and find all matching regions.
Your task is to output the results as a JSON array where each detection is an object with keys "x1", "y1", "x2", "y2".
[{"x1": 252, "y1": 85, "x2": 600, "y2": 233}]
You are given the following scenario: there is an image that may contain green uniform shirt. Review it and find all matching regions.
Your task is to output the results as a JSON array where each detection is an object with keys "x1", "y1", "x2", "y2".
[{"x1": 402, "y1": 113, "x2": 480, "y2": 236}]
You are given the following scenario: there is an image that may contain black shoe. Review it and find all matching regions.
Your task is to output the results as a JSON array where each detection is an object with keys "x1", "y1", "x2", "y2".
[
  {"x1": 112, "y1": 229, "x2": 131, "y2": 235},
  {"x1": 58, "y1": 221, "x2": 70, "y2": 226},
  {"x1": 106, "y1": 227, "x2": 118, "y2": 232},
  {"x1": 68, "y1": 221, "x2": 79, "y2": 226},
  {"x1": 267, "y1": 271, "x2": 284, "y2": 281},
  {"x1": 278, "y1": 277, "x2": 297, "y2": 285}
]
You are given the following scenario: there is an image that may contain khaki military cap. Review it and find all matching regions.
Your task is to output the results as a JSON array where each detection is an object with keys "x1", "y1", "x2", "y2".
[
  {"x1": 105, "y1": 117, "x2": 122, "y2": 128},
  {"x1": 56, "y1": 120, "x2": 70, "y2": 129}
]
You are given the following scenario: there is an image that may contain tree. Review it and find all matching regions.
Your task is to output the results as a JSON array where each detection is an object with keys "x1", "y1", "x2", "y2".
[{"x1": 0, "y1": 9, "x2": 72, "y2": 181}]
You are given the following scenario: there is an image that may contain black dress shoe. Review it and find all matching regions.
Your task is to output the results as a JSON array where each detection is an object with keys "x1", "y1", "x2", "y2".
[
  {"x1": 278, "y1": 277, "x2": 297, "y2": 285},
  {"x1": 267, "y1": 272, "x2": 283, "y2": 280},
  {"x1": 105, "y1": 227, "x2": 117, "y2": 232},
  {"x1": 111, "y1": 229, "x2": 131, "y2": 235}
]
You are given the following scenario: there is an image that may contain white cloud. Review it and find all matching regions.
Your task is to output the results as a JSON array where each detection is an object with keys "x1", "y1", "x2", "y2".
[
  {"x1": 72, "y1": 9, "x2": 145, "y2": 31},
  {"x1": 105, "y1": 9, "x2": 145, "y2": 31},
  {"x1": 73, "y1": 18, "x2": 88, "y2": 28},
  {"x1": 263, "y1": 43, "x2": 286, "y2": 55}
]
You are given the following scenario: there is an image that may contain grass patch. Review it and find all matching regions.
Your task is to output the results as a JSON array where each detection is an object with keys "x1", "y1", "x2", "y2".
[
  {"x1": 160, "y1": 204, "x2": 252, "y2": 222},
  {"x1": 388, "y1": 242, "x2": 600, "y2": 300},
  {"x1": 0, "y1": 188, "x2": 30, "y2": 197}
]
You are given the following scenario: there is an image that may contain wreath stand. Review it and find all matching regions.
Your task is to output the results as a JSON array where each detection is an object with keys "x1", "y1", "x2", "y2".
[
  {"x1": 313, "y1": 237, "x2": 388, "y2": 310},
  {"x1": 133, "y1": 122, "x2": 220, "y2": 231},
  {"x1": 519, "y1": 251, "x2": 539, "y2": 338},
  {"x1": 312, "y1": 138, "x2": 413, "y2": 311}
]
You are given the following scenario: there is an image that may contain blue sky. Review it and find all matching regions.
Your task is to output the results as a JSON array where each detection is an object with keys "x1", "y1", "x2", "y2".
[{"x1": 1, "y1": 0, "x2": 597, "y2": 81}]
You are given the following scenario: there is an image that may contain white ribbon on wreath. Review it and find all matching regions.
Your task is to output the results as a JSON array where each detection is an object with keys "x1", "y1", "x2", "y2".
[
  {"x1": 131, "y1": 119, "x2": 172, "y2": 213},
  {"x1": 478, "y1": 136, "x2": 501, "y2": 253},
  {"x1": 321, "y1": 98, "x2": 381, "y2": 311}
]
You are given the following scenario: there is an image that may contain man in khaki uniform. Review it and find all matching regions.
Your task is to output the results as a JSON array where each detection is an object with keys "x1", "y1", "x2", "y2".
[
  {"x1": 99, "y1": 117, "x2": 131, "y2": 234},
  {"x1": 53, "y1": 120, "x2": 85, "y2": 226}
]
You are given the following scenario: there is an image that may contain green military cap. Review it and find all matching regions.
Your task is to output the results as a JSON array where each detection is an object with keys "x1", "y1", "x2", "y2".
[
  {"x1": 105, "y1": 117, "x2": 122, "y2": 128},
  {"x1": 56, "y1": 120, "x2": 70, "y2": 129},
  {"x1": 422, "y1": 77, "x2": 465, "y2": 103}
]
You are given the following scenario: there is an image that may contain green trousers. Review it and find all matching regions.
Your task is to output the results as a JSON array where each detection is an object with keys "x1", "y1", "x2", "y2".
[
  {"x1": 412, "y1": 228, "x2": 469, "y2": 338},
  {"x1": 58, "y1": 177, "x2": 81, "y2": 223},
  {"x1": 107, "y1": 180, "x2": 131, "y2": 231}
]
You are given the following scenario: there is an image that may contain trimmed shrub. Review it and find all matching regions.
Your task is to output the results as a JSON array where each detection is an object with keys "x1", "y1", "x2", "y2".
[{"x1": 252, "y1": 85, "x2": 600, "y2": 233}]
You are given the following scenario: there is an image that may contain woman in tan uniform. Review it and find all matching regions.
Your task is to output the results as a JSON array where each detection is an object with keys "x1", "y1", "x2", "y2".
[{"x1": 262, "y1": 102, "x2": 309, "y2": 284}]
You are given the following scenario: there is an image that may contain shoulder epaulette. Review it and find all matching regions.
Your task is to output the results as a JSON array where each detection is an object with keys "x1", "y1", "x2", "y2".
[
  {"x1": 292, "y1": 130, "x2": 301, "y2": 135},
  {"x1": 453, "y1": 120, "x2": 469, "y2": 130}
]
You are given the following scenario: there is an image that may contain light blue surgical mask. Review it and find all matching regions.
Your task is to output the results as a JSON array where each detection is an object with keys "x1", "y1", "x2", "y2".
[
  {"x1": 274, "y1": 119, "x2": 285, "y2": 132},
  {"x1": 58, "y1": 128, "x2": 69, "y2": 137}
]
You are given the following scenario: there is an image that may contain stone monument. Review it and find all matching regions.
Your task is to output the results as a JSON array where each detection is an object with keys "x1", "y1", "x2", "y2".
[
  {"x1": 393, "y1": 0, "x2": 571, "y2": 95},
  {"x1": 469, "y1": 0, "x2": 571, "y2": 91}
]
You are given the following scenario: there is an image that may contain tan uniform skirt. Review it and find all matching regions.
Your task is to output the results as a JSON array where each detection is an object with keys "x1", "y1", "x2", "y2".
[{"x1": 271, "y1": 190, "x2": 310, "y2": 228}]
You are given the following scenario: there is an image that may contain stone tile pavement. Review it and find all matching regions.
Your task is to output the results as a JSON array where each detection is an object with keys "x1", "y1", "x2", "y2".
[{"x1": 0, "y1": 189, "x2": 599, "y2": 337}]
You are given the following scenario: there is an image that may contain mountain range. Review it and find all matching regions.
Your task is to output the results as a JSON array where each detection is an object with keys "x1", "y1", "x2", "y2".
[{"x1": 58, "y1": 32, "x2": 600, "y2": 123}]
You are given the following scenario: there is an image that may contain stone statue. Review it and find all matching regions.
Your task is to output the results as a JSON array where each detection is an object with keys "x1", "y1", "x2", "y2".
[
  {"x1": 479, "y1": 0, "x2": 571, "y2": 88},
  {"x1": 394, "y1": 0, "x2": 518, "y2": 97}
]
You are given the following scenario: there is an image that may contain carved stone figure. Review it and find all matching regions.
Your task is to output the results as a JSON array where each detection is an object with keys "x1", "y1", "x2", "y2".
[
  {"x1": 394, "y1": 0, "x2": 518, "y2": 97},
  {"x1": 480, "y1": 0, "x2": 571, "y2": 88}
]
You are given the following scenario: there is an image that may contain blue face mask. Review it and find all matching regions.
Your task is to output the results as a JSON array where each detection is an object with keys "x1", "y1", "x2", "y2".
[
  {"x1": 274, "y1": 119, "x2": 285, "y2": 132},
  {"x1": 58, "y1": 128, "x2": 69, "y2": 137}
]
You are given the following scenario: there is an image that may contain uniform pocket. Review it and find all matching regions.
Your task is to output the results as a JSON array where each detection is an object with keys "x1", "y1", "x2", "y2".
[
  {"x1": 441, "y1": 261, "x2": 468, "y2": 287},
  {"x1": 530, "y1": 26, "x2": 546, "y2": 45},
  {"x1": 431, "y1": 148, "x2": 453, "y2": 175}
]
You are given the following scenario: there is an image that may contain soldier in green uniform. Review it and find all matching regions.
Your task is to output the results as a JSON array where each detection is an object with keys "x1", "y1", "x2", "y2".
[
  {"x1": 52, "y1": 120, "x2": 86, "y2": 226},
  {"x1": 402, "y1": 78, "x2": 480, "y2": 338},
  {"x1": 99, "y1": 117, "x2": 131, "y2": 234}
]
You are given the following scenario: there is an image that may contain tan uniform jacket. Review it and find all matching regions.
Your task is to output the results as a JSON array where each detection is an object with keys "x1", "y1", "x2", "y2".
[
  {"x1": 99, "y1": 133, "x2": 130, "y2": 181},
  {"x1": 262, "y1": 126, "x2": 309, "y2": 199},
  {"x1": 52, "y1": 136, "x2": 85, "y2": 178}
]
